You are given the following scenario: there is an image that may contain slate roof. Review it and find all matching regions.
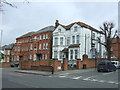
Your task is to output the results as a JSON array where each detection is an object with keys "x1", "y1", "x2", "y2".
[
  {"x1": 62, "y1": 48, "x2": 68, "y2": 52},
  {"x1": 16, "y1": 32, "x2": 35, "y2": 39},
  {"x1": 58, "y1": 22, "x2": 103, "y2": 34},
  {"x1": 32, "y1": 26, "x2": 55, "y2": 35},
  {"x1": 4, "y1": 44, "x2": 14, "y2": 49}
]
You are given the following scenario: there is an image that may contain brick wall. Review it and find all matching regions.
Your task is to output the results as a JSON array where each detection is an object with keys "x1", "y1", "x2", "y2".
[
  {"x1": 76, "y1": 54, "x2": 120, "y2": 69},
  {"x1": 1, "y1": 62, "x2": 11, "y2": 67},
  {"x1": 20, "y1": 60, "x2": 62, "y2": 71}
]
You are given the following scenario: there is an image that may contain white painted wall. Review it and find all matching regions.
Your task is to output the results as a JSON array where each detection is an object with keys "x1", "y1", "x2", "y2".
[{"x1": 52, "y1": 23, "x2": 106, "y2": 64}]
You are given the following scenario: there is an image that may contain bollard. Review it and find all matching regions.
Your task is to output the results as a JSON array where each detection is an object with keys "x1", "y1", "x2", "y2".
[{"x1": 51, "y1": 67, "x2": 54, "y2": 74}]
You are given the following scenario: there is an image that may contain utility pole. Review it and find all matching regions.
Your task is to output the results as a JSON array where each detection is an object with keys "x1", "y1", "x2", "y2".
[
  {"x1": 0, "y1": 4, "x2": 3, "y2": 62},
  {"x1": 85, "y1": 34, "x2": 86, "y2": 54}
]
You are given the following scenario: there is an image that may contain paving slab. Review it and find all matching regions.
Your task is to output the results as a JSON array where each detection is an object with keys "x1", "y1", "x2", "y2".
[{"x1": 14, "y1": 68, "x2": 96, "y2": 76}]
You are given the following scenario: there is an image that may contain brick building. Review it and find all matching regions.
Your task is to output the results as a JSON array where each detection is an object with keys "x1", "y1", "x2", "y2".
[
  {"x1": 13, "y1": 32, "x2": 35, "y2": 61},
  {"x1": 111, "y1": 36, "x2": 120, "y2": 59},
  {"x1": 13, "y1": 26, "x2": 55, "y2": 62},
  {"x1": 30, "y1": 26, "x2": 55, "y2": 61},
  {"x1": 4, "y1": 44, "x2": 14, "y2": 62}
]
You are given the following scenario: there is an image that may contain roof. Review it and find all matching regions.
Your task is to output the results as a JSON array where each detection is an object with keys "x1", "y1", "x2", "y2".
[
  {"x1": 58, "y1": 21, "x2": 103, "y2": 34},
  {"x1": 16, "y1": 32, "x2": 35, "y2": 39},
  {"x1": 32, "y1": 26, "x2": 55, "y2": 35},
  {"x1": 68, "y1": 44, "x2": 80, "y2": 48},
  {"x1": 4, "y1": 44, "x2": 14, "y2": 50},
  {"x1": 62, "y1": 48, "x2": 68, "y2": 52},
  {"x1": 1, "y1": 45, "x2": 8, "y2": 50}
]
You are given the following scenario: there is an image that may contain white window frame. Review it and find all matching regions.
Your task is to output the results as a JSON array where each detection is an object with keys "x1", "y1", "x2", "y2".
[
  {"x1": 60, "y1": 37, "x2": 63, "y2": 45},
  {"x1": 29, "y1": 54, "x2": 32, "y2": 60},
  {"x1": 7, "y1": 57, "x2": 9, "y2": 62},
  {"x1": 72, "y1": 36, "x2": 75, "y2": 44},
  {"x1": 43, "y1": 43, "x2": 45, "y2": 49},
  {"x1": 67, "y1": 37, "x2": 70, "y2": 45},
  {"x1": 58, "y1": 28, "x2": 61, "y2": 33},
  {"x1": 54, "y1": 51, "x2": 58, "y2": 59},
  {"x1": 34, "y1": 36, "x2": 37, "y2": 40},
  {"x1": 75, "y1": 50, "x2": 78, "y2": 59},
  {"x1": 30, "y1": 44, "x2": 32, "y2": 50},
  {"x1": 74, "y1": 26, "x2": 78, "y2": 32},
  {"x1": 33, "y1": 54, "x2": 37, "y2": 61},
  {"x1": 59, "y1": 51, "x2": 63, "y2": 59},
  {"x1": 46, "y1": 34, "x2": 48, "y2": 39},
  {"x1": 17, "y1": 56, "x2": 19, "y2": 61},
  {"x1": 76, "y1": 35, "x2": 80, "y2": 44},
  {"x1": 43, "y1": 34, "x2": 45, "y2": 39},
  {"x1": 45, "y1": 54, "x2": 48, "y2": 60},
  {"x1": 18, "y1": 47, "x2": 20, "y2": 52},
  {"x1": 70, "y1": 50, "x2": 73, "y2": 60},
  {"x1": 42, "y1": 54, "x2": 44, "y2": 60},
  {"x1": 46, "y1": 43, "x2": 48, "y2": 49},
  {"x1": 39, "y1": 43, "x2": 42, "y2": 50},
  {"x1": 54, "y1": 37, "x2": 58, "y2": 45},
  {"x1": 40, "y1": 35, "x2": 42, "y2": 40},
  {"x1": 92, "y1": 33, "x2": 95, "y2": 39}
]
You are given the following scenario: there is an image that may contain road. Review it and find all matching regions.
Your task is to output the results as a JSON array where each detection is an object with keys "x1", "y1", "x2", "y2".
[{"x1": 2, "y1": 68, "x2": 119, "y2": 88}]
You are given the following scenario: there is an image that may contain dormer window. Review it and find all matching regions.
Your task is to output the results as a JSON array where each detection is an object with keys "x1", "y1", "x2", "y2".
[
  {"x1": 58, "y1": 28, "x2": 61, "y2": 33},
  {"x1": 74, "y1": 26, "x2": 78, "y2": 32}
]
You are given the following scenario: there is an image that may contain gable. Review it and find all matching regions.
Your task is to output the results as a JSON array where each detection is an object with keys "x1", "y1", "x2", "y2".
[{"x1": 53, "y1": 25, "x2": 66, "y2": 33}]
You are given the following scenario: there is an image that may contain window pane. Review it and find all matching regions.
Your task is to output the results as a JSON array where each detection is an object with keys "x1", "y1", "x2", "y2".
[
  {"x1": 70, "y1": 50, "x2": 73, "y2": 59},
  {"x1": 75, "y1": 50, "x2": 78, "y2": 59},
  {"x1": 54, "y1": 37, "x2": 58, "y2": 45},
  {"x1": 67, "y1": 37, "x2": 70, "y2": 45},
  {"x1": 74, "y1": 26, "x2": 77, "y2": 32},
  {"x1": 72, "y1": 36, "x2": 75, "y2": 44},
  {"x1": 54, "y1": 51, "x2": 58, "y2": 58},
  {"x1": 76, "y1": 35, "x2": 79, "y2": 44},
  {"x1": 60, "y1": 37, "x2": 63, "y2": 45},
  {"x1": 59, "y1": 51, "x2": 63, "y2": 59}
]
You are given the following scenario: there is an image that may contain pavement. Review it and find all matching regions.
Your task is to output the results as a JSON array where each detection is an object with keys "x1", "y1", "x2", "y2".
[{"x1": 14, "y1": 68, "x2": 96, "y2": 76}]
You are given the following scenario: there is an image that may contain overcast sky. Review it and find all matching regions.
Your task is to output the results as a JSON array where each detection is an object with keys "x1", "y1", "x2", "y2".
[{"x1": 0, "y1": 1, "x2": 118, "y2": 46}]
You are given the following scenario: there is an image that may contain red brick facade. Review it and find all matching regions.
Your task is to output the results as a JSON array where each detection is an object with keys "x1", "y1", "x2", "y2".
[
  {"x1": 111, "y1": 37, "x2": 120, "y2": 59},
  {"x1": 12, "y1": 26, "x2": 54, "y2": 62}
]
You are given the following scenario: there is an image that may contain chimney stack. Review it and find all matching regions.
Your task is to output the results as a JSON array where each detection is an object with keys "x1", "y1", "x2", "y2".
[{"x1": 55, "y1": 20, "x2": 59, "y2": 28}]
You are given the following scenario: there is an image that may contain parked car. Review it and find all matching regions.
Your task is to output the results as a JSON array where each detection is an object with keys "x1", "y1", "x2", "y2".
[
  {"x1": 97, "y1": 61, "x2": 116, "y2": 72},
  {"x1": 11, "y1": 63, "x2": 19, "y2": 67},
  {"x1": 111, "y1": 61, "x2": 120, "y2": 69}
]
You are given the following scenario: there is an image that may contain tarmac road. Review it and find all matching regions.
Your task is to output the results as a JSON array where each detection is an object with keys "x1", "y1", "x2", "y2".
[{"x1": 2, "y1": 68, "x2": 119, "y2": 88}]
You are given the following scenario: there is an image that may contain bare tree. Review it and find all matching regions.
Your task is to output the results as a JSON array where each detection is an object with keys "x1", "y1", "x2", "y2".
[
  {"x1": 0, "y1": 0, "x2": 17, "y2": 10},
  {"x1": 99, "y1": 22, "x2": 117, "y2": 60},
  {"x1": 0, "y1": 0, "x2": 30, "y2": 11}
]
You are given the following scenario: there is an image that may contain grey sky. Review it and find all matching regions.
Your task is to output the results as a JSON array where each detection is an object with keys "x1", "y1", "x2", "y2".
[{"x1": 0, "y1": 1, "x2": 118, "y2": 46}]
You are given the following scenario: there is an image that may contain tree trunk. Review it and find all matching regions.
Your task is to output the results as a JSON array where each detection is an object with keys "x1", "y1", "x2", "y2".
[{"x1": 106, "y1": 39, "x2": 112, "y2": 61}]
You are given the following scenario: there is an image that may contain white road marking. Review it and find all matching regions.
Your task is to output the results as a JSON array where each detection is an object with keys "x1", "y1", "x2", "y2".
[
  {"x1": 59, "y1": 75, "x2": 66, "y2": 77},
  {"x1": 72, "y1": 76, "x2": 82, "y2": 80},
  {"x1": 103, "y1": 72, "x2": 113, "y2": 75},
  {"x1": 98, "y1": 80, "x2": 106, "y2": 83},
  {"x1": 59, "y1": 73, "x2": 69, "y2": 76},
  {"x1": 107, "y1": 81, "x2": 117, "y2": 84},
  {"x1": 83, "y1": 78, "x2": 90, "y2": 81},
  {"x1": 90, "y1": 79, "x2": 98, "y2": 82},
  {"x1": 83, "y1": 76, "x2": 95, "y2": 81}
]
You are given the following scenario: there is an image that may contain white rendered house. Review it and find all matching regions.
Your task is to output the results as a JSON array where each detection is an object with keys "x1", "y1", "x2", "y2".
[{"x1": 52, "y1": 20, "x2": 106, "y2": 65}]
